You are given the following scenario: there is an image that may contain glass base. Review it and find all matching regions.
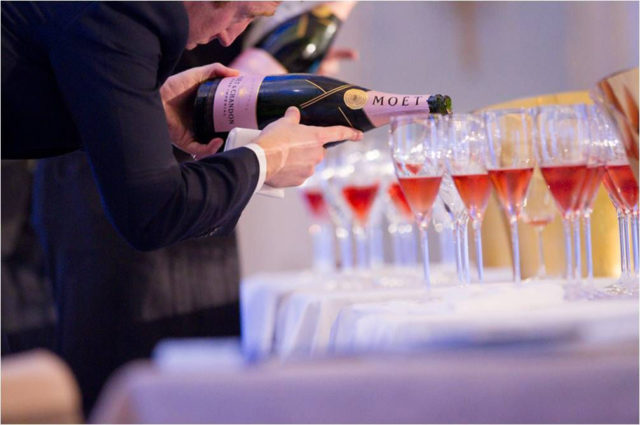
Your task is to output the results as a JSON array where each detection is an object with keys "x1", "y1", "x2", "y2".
[
  {"x1": 562, "y1": 281, "x2": 612, "y2": 301},
  {"x1": 603, "y1": 278, "x2": 639, "y2": 299}
]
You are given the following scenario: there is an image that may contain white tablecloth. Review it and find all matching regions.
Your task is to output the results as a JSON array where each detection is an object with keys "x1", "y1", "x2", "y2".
[
  {"x1": 241, "y1": 265, "x2": 452, "y2": 358},
  {"x1": 332, "y1": 291, "x2": 639, "y2": 354},
  {"x1": 91, "y1": 268, "x2": 639, "y2": 423},
  {"x1": 241, "y1": 266, "x2": 637, "y2": 360},
  {"x1": 93, "y1": 340, "x2": 639, "y2": 423}
]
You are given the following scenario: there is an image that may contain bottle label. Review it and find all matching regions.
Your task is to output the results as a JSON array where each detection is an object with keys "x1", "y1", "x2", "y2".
[
  {"x1": 213, "y1": 75, "x2": 265, "y2": 132},
  {"x1": 361, "y1": 90, "x2": 434, "y2": 127}
]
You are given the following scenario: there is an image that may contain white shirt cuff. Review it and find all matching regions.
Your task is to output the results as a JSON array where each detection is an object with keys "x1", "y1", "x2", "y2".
[{"x1": 244, "y1": 143, "x2": 267, "y2": 194}]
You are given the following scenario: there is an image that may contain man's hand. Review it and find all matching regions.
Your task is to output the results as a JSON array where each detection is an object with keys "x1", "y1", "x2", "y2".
[
  {"x1": 256, "y1": 106, "x2": 363, "y2": 188},
  {"x1": 160, "y1": 63, "x2": 239, "y2": 159}
]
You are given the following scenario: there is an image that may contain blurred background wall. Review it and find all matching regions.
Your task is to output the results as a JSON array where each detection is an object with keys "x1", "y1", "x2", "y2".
[{"x1": 237, "y1": 1, "x2": 639, "y2": 276}]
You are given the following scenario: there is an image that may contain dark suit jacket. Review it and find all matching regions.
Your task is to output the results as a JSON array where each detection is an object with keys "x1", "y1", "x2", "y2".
[
  {"x1": 26, "y1": 39, "x2": 248, "y2": 412},
  {"x1": 1, "y1": 1, "x2": 259, "y2": 250}
]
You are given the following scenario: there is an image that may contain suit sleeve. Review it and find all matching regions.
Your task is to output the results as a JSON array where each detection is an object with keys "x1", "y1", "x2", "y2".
[{"x1": 45, "y1": 3, "x2": 259, "y2": 251}]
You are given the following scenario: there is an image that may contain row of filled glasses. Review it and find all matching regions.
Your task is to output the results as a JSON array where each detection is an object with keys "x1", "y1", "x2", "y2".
[
  {"x1": 534, "y1": 104, "x2": 638, "y2": 297},
  {"x1": 298, "y1": 105, "x2": 638, "y2": 296}
]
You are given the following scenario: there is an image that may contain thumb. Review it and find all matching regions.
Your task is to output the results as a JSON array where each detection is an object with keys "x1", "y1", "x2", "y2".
[
  {"x1": 192, "y1": 138, "x2": 224, "y2": 160},
  {"x1": 283, "y1": 106, "x2": 301, "y2": 124}
]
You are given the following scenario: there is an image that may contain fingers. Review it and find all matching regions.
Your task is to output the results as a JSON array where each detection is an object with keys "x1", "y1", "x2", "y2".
[
  {"x1": 283, "y1": 106, "x2": 301, "y2": 124},
  {"x1": 313, "y1": 126, "x2": 363, "y2": 144}
]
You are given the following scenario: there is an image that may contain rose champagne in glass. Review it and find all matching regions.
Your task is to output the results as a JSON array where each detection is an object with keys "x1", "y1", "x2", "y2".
[
  {"x1": 446, "y1": 113, "x2": 491, "y2": 281},
  {"x1": 535, "y1": 105, "x2": 590, "y2": 281},
  {"x1": 299, "y1": 173, "x2": 335, "y2": 272},
  {"x1": 335, "y1": 139, "x2": 382, "y2": 269},
  {"x1": 484, "y1": 108, "x2": 536, "y2": 283},
  {"x1": 390, "y1": 113, "x2": 445, "y2": 287},
  {"x1": 602, "y1": 131, "x2": 638, "y2": 295}
]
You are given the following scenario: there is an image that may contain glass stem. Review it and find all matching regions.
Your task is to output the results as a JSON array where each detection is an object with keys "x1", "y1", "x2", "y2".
[
  {"x1": 573, "y1": 215, "x2": 581, "y2": 281},
  {"x1": 336, "y1": 224, "x2": 353, "y2": 271},
  {"x1": 584, "y1": 213, "x2": 594, "y2": 282},
  {"x1": 472, "y1": 219, "x2": 484, "y2": 282},
  {"x1": 400, "y1": 223, "x2": 417, "y2": 265},
  {"x1": 453, "y1": 223, "x2": 463, "y2": 284},
  {"x1": 510, "y1": 217, "x2": 521, "y2": 284},
  {"x1": 310, "y1": 222, "x2": 334, "y2": 272},
  {"x1": 419, "y1": 224, "x2": 431, "y2": 288},
  {"x1": 617, "y1": 211, "x2": 627, "y2": 277},
  {"x1": 632, "y1": 213, "x2": 639, "y2": 274},
  {"x1": 353, "y1": 224, "x2": 368, "y2": 269},
  {"x1": 535, "y1": 226, "x2": 546, "y2": 279},
  {"x1": 461, "y1": 219, "x2": 471, "y2": 284},
  {"x1": 562, "y1": 218, "x2": 573, "y2": 281},
  {"x1": 623, "y1": 214, "x2": 631, "y2": 277},
  {"x1": 389, "y1": 222, "x2": 402, "y2": 266},
  {"x1": 368, "y1": 221, "x2": 384, "y2": 269}
]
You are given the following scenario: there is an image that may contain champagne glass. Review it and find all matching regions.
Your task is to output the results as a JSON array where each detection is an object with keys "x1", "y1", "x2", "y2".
[
  {"x1": 317, "y1": 156, "x2": 355, "y2": 271},
  {"x1": 606, "y1": 162, "x2": 639, "y2": 275},
  {"x1": 446, "y1": 113, "x2": 491, "y2": 282},
  {"x1": 436, "y1": 114, "x2": 471, "y2": 286},
  {"x1": 603, "y1": 133, "x2": 639, "y2": 295},
  {"x1": 521, "y1": 170, "x2": 557, "y2": 280},
  {"x1": 438, "y1": 173, "x2": 471, "y2": 285},
  {"x1": 299, "y1": 172, "x2": 334, "y2": 272},
  {"x1": 600, "y1": 133, "x2": 632, "y2": 288},
  {"x1": 484, "y1": 108, "x2": 535, "y2": 284},
  {"x1": 323, "y1": 138, "x2": 381, "y2": 270},
  {"x1": 390, "y1": 113, "x2": 445, "y2": 287},
  {"x1": 535, "y1": 105, "x2": 589, "y2": 282},
  {"x1": 382, "y1": 159, "x2": 418, "y2": 267},
  {"x1": 578, "y1": 105, "x2": 612, "y2": 281},
  {"x1": 361, "y1": 137, "x2": 392, "y2": 269}
]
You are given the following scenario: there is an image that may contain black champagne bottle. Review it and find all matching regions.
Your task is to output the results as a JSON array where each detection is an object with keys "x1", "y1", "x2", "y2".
[
  {"x1": 232, "y1": 2, "x2": 356, "y2": 74},
  {"x1": 193, "y1": 74, "x2": 452, "y2": 143}
]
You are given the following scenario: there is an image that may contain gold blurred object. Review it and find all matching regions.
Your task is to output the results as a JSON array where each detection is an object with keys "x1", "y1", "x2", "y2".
[
  {"x1": 478, "y1": 91, "x2": 620, "y2": 278},
  {"x1": 591, "y1": 67, "x2": 639, "y2": 182}
]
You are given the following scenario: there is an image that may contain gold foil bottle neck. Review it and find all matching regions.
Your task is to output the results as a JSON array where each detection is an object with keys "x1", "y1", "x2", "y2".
[{"x1": 311, "y1": 5, "x2": 333, "y2": 18}]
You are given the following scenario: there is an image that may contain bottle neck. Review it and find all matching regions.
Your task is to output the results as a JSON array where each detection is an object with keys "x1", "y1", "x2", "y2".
[
  {"x1": 360, "y1": 90, "x2": 435, "y2": 127},
  {"x1": 318, "y1": 1, "x2": 357, "y2": 21}
]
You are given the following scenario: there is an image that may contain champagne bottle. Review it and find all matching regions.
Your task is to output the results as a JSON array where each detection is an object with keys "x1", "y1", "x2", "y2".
[
  {"x1": 232, "y1": 2, "x2": 356, "y2": 74},
  {"x1": 193, "y1": 74, "x2": 452, "y2": 143}
]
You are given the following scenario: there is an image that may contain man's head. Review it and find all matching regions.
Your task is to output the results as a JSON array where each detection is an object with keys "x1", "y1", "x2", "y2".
[{"x1": 183, "y1": 1, "x2": 279, "y2": 50}]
